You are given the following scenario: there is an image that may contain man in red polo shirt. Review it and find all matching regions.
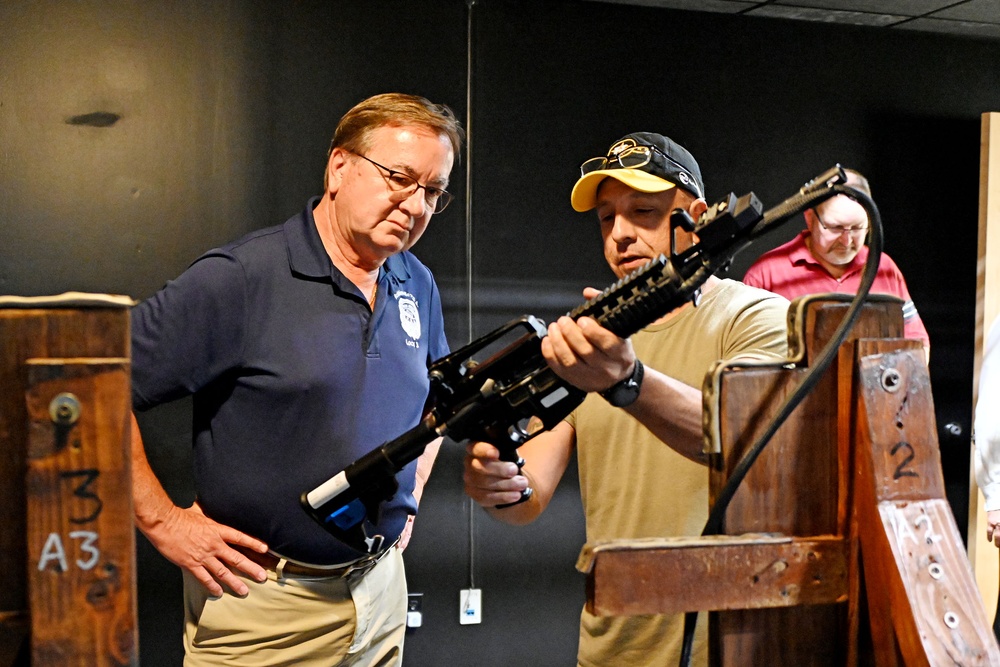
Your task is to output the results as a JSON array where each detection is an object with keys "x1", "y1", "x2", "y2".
[{"x1": 742, "y1": 169, "x2": 930, "y2": 360}]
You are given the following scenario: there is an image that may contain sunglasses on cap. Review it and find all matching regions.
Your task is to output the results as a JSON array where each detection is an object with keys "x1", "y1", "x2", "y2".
[{"x1": 580, "y1": 143, "x2": 703, "y2": 199}]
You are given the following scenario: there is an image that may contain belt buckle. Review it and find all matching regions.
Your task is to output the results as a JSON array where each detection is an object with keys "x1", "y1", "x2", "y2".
[{"x1": 343, "y1": 544, "x2": 394, "y2": 580}]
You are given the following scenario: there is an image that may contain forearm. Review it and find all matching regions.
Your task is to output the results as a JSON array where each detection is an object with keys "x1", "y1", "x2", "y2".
[
  {"x1": 413, "y1": 437, "x2": 442, "y2": 506},
  {"x1": 130, "y1": 412, "x2": 177, "y2": 537},
  {"x1": 622, "y1": 366, "x2": 706, "y2": 464},
  {"x1": 541, "y1": 316, "x2": 706, "y2": 462},
  {"x1": 467, "y1": 422, "x2": 575, "y2": 526},
  {"x1": 130, "y1": 412, "x2": 269, "y2": 593}
]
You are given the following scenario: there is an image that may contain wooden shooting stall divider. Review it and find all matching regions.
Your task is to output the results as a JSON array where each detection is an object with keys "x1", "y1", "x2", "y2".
[
  {"x1": 579, "y1": 294, "x2": 1000, "y2": 665},
  {"x1": 0, "y1": 293, "x2": 137, "y2": 666}
]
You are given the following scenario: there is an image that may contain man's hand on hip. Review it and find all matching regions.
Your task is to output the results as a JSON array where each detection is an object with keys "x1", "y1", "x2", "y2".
[{"x1": 140, "y1": 501, "x2": 269, "y2": 597}]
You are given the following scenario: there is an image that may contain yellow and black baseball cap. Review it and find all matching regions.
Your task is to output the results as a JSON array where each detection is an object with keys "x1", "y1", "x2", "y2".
[{"x1": 570, "y1": 132, "x2": 705, "y2": 212}]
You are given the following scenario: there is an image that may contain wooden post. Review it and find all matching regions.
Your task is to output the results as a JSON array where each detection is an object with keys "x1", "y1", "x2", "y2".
[
  {"x1": 970, "y1": 111, "x2": 1000, "y2": 624},
  {"x1": 0, "y1": 294, "x2": 137, "y2": 666},
  {"x1": 708, "y1": 296, "x2": 906, "y2": 666},
  {"x1": 580, "y1": 295, "x2": 1000, "y2": 664}
]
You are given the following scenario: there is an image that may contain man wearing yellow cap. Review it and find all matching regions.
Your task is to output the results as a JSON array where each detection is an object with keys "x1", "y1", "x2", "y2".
[{"x1": 464, "y1": 132, "x2": 789, "y2": 666}]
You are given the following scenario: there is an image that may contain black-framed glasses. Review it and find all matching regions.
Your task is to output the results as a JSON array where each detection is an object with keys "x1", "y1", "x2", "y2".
[
  {"x1": 353, "y1": 153, "x2": 454, "y2": 213},
  {"x1": 580, "y1": 143, "x2": 702, "y2": 198},
  {"x1": 814, "y1": 212, "x2": 868, "y2": 236}
]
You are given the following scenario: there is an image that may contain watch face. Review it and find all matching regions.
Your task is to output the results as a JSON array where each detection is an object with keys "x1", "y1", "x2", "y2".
[
  {"x1": 603, "y1": 361, "x2": 643, "y2": 408},
  {"x1": 613, "y1": 379, "x2": 639, "y2": 403}
]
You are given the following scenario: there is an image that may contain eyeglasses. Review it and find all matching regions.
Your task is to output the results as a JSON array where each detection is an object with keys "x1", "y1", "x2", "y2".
[
  {"x1": 580, "y1": 143, "x2": 702, "y2": 198},
  {"x1": 815, "y1": 212, "x2": 868, "y2": 236},
  {"x1": 353, "y1": 153, "x2": 454, "y2": 213}
]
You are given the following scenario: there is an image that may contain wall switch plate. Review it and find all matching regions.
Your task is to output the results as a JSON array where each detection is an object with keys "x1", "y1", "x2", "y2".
[
  {"x1": 407, "y1": 593, "x2": 423, "y2": 628},
  {"x1": 459, "y1": 588, "x2": 481, "y2": 625}
]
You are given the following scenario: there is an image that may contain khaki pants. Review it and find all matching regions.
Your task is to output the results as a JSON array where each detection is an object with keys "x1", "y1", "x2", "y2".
[{"x1": 183, "y1": 548, "x2": 407, "y2": 667}]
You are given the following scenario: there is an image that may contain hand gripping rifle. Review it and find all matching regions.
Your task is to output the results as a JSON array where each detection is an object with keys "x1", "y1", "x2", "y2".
[{"x1": 301, "y1": 167, "x2": 847, "y2": 555}]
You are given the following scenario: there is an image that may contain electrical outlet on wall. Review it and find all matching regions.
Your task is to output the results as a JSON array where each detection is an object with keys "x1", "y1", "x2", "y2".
[
  {"x1": 459, "y1": 588, "x2": 481, "y2": 625},
  {"x1": 407, "y1": 593, "x2": 423, "y2": 628}
]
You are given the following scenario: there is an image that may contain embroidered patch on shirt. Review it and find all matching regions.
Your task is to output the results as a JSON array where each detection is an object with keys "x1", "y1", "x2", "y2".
[{"x1": 395, "y1": 291, "x2": 422, "y2": 346}]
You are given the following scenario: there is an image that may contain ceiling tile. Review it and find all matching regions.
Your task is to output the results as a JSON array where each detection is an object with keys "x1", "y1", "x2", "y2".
[
  {"x1": 747, "y1": 5, "x2": 907, "y2": 27},
  {"x1": 895, "y1": 16, "x2": 1000, "y2": 38},
  {"x1": 774, "y1": 0, "x2": 958, "y2": 15},
  {"x1": 931, "y1": 0, "x2": 1000, "y2": 24},
  {"x1": 583, "y1": 0, "x2": 1000, "y2": 41}
]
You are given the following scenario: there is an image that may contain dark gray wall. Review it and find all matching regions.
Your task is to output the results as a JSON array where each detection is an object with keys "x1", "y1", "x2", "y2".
[{"x1": 2, "y1": 0, "x2": 1000, "y2": 665}]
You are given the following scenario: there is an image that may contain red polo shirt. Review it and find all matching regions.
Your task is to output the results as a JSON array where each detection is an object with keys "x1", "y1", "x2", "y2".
[{"x1": 743, "y1": 231, "x2": 929, "y2": 346}]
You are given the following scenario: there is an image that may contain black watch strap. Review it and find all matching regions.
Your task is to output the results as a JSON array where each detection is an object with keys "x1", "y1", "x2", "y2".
[{"x1": 600, "y1": 359, "x2": 644, "y2": 408}]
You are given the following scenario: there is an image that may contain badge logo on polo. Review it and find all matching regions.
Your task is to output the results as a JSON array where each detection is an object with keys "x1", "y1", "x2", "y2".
[{"x1": 395, "y1": 291, "x2": 421, "y2": 345}]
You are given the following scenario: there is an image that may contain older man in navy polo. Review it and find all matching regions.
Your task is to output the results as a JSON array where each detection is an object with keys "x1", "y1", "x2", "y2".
[{"x1": 130, "y1": 93, "x2": 464, "y2": 666}]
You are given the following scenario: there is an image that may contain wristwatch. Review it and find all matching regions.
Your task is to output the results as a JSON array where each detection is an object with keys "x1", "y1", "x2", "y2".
[{"x1": 600, "y1": 359, "x2": 644, "y2": 408}]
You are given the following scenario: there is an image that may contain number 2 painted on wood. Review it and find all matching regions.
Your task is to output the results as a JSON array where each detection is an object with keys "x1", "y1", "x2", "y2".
[{"x1": 891, "y1": 441, "x2": 919, "y2": 480}]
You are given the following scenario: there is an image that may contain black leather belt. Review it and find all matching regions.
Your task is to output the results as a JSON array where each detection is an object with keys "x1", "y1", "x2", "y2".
[{"x1": 234, "y1": 544, "x2": 394, "y2": 579}]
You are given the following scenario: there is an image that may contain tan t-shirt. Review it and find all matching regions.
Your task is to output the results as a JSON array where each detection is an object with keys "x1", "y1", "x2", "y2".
[{"x1": 568, "y1": 279, "x2": 789, "y2": 667}]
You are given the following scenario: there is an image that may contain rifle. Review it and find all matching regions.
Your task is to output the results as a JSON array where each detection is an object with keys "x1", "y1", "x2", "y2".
[{"x1": 301, "y1": 168, "x2": 848, "y2": 554}]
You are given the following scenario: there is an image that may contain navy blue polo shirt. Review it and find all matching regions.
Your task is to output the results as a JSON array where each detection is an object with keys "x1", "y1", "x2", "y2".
[{"x1": 131, "y1": 198, "x2": 449, "y2": 564}]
